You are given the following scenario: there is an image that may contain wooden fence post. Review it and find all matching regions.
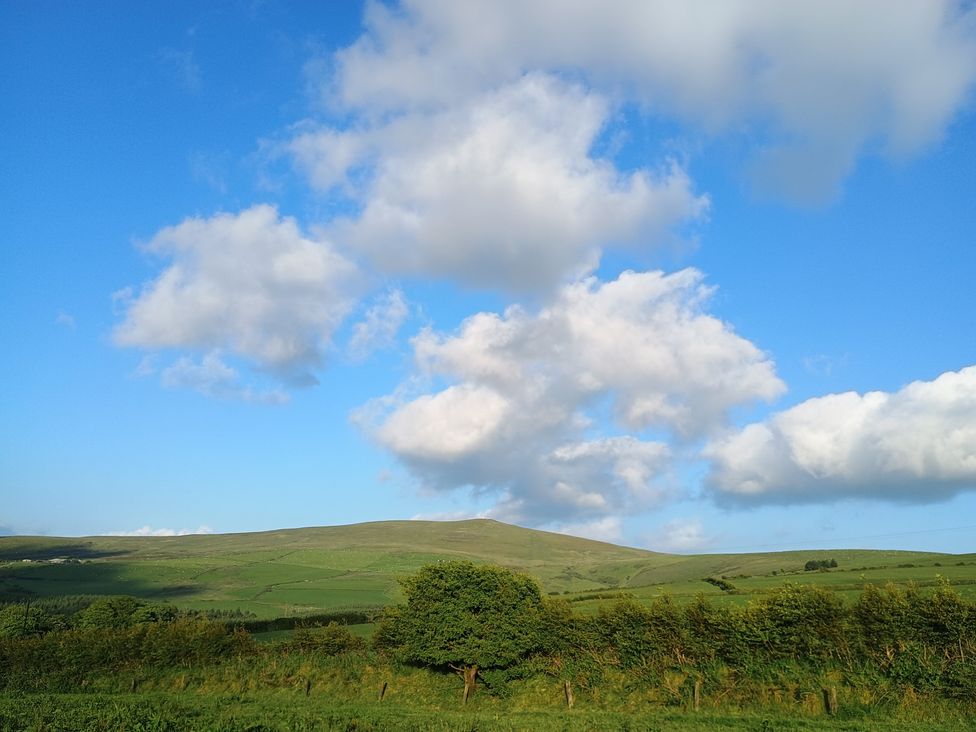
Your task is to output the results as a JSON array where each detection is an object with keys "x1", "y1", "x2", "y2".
[
  {"x1": 563, "y1": 680, "x2": 575, "y2": 709},
  {"x1": 378, "y1": 681, "x2": 388, "y2": 701},
  {"x1": 693, "y1": 679, "x2": 701, "y2": 711},
  {"x1": 822, "y1": 687, "x2": 838, "y2": 715}
]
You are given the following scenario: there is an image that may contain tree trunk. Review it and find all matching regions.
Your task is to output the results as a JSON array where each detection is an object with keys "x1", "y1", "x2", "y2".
[{"x1": 462, "y1": 665, "x2": 478, "y2": 705}]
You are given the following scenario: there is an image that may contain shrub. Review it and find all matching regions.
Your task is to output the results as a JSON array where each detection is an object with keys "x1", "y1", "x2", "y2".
[{"x1": 290, "y1": 621, "x2": 365, "y2": 655}]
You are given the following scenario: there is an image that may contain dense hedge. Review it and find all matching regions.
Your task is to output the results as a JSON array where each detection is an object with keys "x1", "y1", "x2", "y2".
[
  {"x1": 375, "y1": 574, "x2": 975, "y2": 700},
  {"x1": 1, "y1": 575, "x2": 973, "y2": 702},
  {"x1": 233, "y1": 607, "x2": 383, "y2": 634},
  {"x1": 0, "y1": 619, "x2": 254, "y2": 690}
]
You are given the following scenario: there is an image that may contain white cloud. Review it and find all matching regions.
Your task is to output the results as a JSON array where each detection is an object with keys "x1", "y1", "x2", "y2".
[
  {"x1": 329, "y1": 0, "x2": 976, "y2": 200},
  {"x1": 410, "y1": 268, "x2": 784, "y2": 437},
  {"x1": 706, "y1": 365, "x2": 976, "y2": 504},
  {"x1": 55, "y1": 311, "x2": 75, "y2": 329},
  {"x1": 105, "y1": 525, "x2": 215, "y2": 537},
  {"x1": 114, "y1": 205, "x2": 359, "y2": 387},
  {"x1": 802, "y1": 353, "x2": 847, "y2": 377},
  {"x1": 161, "y1": 352, "x2": 289, "y2": 404},
  {"x1": 550, "y1": 516, "x2": 624, "y2": 544},
  {"x1": 648, "y1": 517, "x2": 710, "y2": 553},
  {"x1": 358, "y1": 268, "x2": 782, "y2": 524},
  {"x1": 348, "y1": 289, "x2": 409, "y2": 360},
  {"x1": 410, "y1": 509, "x2": 489, "y2": 521},
  {"x1": 290, "y1": 74, "x2": 707, "y2": 292},
  {"x1": 376, "y1": 384, "x2": 513, "y2": 462}
]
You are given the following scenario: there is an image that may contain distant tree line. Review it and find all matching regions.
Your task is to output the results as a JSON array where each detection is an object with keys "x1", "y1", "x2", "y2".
[
  {"x1": 0, "y1": 595, "x2": 255, "y2": 639},
  {"x1": 804, "y1": 559, "x2": 838, "y2": 571}
]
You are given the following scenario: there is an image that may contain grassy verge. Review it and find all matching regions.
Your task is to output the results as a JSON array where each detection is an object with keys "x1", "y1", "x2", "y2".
[{"x1": 2, "y1": 693, "x2": 975, "y2": 732}]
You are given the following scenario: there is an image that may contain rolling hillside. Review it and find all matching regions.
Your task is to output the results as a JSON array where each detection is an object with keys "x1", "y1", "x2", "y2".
[{"x1": 1, "y1": 519, "x2": 972, "y2": 618}]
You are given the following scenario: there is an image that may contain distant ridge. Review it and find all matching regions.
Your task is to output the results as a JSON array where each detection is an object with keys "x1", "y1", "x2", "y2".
[{"x1": 1, "y1": 519, "x2": 971, "y2": 618}]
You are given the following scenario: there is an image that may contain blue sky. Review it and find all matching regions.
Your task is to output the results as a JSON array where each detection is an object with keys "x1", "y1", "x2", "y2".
[{"x1": 2, "y1": 1, "x2": 975, "y2": 553}]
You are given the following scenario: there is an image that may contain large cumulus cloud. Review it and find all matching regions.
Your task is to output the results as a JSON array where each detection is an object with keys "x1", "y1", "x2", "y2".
[
  {"x1": 328, "y1": 0, "x2": 976, "y2": 201},
  {"x1": 358, "y1": 268, "x2": 784, "y2": 524},
  {"x1": 706, "y1": 365, "x2": 976, "y2": 504},
  {"x1": 290, "y1": 74, "x2": 707, "y2": 292},
  {"x1": 114, "y1": 205, "x2": 359, "y2": 389}
]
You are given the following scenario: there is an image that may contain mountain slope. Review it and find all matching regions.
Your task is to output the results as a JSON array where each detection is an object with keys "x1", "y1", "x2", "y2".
[{"x1": 1, "y1": 519, "x2": 971, "y2": 618}]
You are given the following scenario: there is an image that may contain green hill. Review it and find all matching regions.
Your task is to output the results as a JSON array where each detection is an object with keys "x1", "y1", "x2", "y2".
[{"x1": 1, "y1": 519, "x2": 972, "y2": 618}]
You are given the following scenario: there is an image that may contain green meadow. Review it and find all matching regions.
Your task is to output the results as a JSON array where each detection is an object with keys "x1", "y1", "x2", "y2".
[
  {"x1": 2, "y1": 519, "x2": 973, "y2": 620},
  {"x1": 3, "y1": 520, "x2": 975, "y2": 731}
]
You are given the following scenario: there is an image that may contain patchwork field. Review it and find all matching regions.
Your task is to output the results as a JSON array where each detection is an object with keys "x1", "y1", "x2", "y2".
[{"x1": 1, "y1": 519, "x2": 973, "y2": 619}]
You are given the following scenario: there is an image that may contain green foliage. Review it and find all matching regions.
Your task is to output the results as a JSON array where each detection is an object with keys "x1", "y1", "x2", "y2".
[
  {"x1": 289, "y1": 621, "x2": 366, "y2": 655},
  {"x1": 233, "y1": 607, "x2": 381, "y2": 633},
  {"x1": 852, "y1": 580, "x2": 975, "y2": 694},
  {"x1": 854, "y1": 583, "x2": 913, "y2": 657},
  {"x1": 74, "y1": 595, "x2": 143, "y2": 629},
  {"x1": 915, "y1": 576, "x2": 972, "y2": 650},
  {"x1": 804, "y1": 559, "x2": 838, "y2": 571},
  {"x1": 703, "y1": 576, "x2": 737, "y2": 592},
  {"x1": 379, "y1": 561, "x2": 547, "y2": 671},
  {"x1": 0, "y1": 619, "x2": 254, "y2": 691},
  {"x1": 597, "y1": 595, "x2": 688, "y2": 670},
  {"x1": 0, "y1": 604, "x2": 62, "y2": 638},
  {"x1": 132, "y1": 603, "x2": 180, "y2": 624},
  {"x1": 2, "y1": 571, "x2": 975, "y2": 711},
  {"x1": 741, "y1": 584, "x2": 849, "y2": 662},
  {"x1": 682, "y1": 594, "x2": 728, "y2": 663}
]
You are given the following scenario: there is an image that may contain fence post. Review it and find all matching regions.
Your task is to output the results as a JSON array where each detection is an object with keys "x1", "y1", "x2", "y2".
[
  {"x1": 693, "y1": 679, "x2": 701, "y2": 711},
  {"x1": 822, "y1": 687, "x2": 838, "y2": 715},
  {"x1": 379, "y1": 681, "x2": 388, "y2": 701},
  {"x1": 564, "y1": 680, "x2": 575, "y2": 709}
]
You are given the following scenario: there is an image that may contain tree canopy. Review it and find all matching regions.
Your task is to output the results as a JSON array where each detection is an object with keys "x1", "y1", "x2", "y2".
[
  {"x1": 377, "y1": 561, "x2": 548, "y2": 701},
  {"x1": 385, "y1": 561, "x2": 546, "y2": 668}
]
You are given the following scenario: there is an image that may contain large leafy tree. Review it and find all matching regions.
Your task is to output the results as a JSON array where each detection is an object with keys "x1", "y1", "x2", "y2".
[{"x1": 379, "y1": 561, "x2": 547, "y2": 703}]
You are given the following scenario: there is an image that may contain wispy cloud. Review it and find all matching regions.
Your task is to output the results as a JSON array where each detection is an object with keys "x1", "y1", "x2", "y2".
[
  {"x1": 157, "y1": 47, "x2": 201, "y2": 93},
  {"x1": 647, "y1": 518, "x2": 710, "y2": 553},
  {"x1": 348, "y1": 289, "x2": 409, "y2": 361},
  {"x1": 160, "y1": 352, "x2": 289, "y2": 404},
  {"x1": 105, "y1": 525, "x2": 215, "y2": 537}
]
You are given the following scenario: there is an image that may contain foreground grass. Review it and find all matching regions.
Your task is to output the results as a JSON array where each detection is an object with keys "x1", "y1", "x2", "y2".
[{"x1": 2, "y1": 693, "x2": 975, "y2": 732}]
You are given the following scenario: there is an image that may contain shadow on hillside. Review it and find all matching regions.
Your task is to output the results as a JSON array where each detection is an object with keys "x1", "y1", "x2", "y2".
[
  {"x1": 0, "y1": 557, "x2": 203, "y2": 604},
  {"x1": 0, "y1": 542, "x2": 134, "y2": 562}
]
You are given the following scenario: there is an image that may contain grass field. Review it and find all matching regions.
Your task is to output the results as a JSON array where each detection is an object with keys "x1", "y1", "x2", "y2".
[
  {"x1": 1, "y1": 519, "x2": 973, "y2": 619},
  {"x1": 1, "y1": 691, "x2": 974, "y2": 732}
]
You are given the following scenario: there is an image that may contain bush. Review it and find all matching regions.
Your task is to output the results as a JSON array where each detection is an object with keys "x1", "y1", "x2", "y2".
[
  {"x1": 0, "y1": 604, "x2": 63, "y2": 638},
  {"x1": 739, "y1": 584, "x2": 849, "y2": 662},
  {"x1": 804, "y1": 559, "x2": 837, "y2": 571},
  {"x1": 290, "y1": 621, "x2": 365, "y2": 654},
  {"x1": 74, "y1": 596, "x2": 143, "y2": 629}
]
